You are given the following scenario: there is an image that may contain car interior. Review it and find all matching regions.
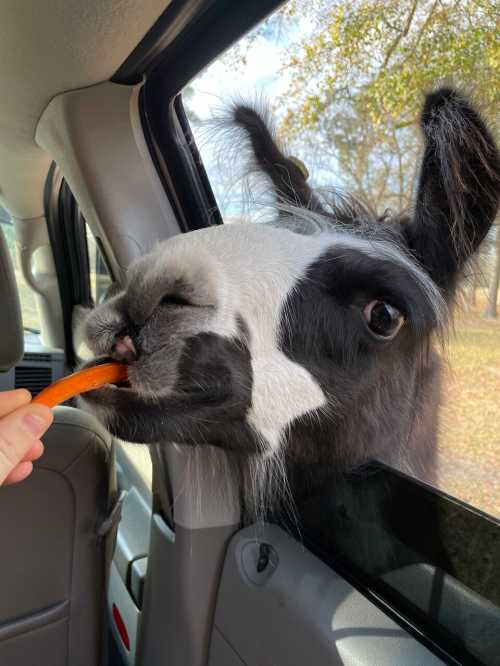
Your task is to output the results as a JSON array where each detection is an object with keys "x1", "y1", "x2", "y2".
[{"x1": 0, "y1": 2, "x2": 498, "y2": 666}]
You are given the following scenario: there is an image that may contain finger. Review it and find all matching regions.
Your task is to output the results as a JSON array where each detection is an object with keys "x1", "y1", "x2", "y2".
[
  {"x1": 0, "y1": 404, "x2": 53, "y2": 485},
  {"x1": 3, "y1": 461, "x2": 34, "y2": 485},
  {"x1": 4, "y1": 441, "x2": 45, "y2": 485},
  {"x1": 0, "y1": 389, "x2": 32, "y2": 419},
  {"x1": 21, "y1": 440, "x2": 45, "y2": 462}
]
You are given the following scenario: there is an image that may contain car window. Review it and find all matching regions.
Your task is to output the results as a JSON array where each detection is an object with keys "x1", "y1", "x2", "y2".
[
  {"x1": 0, "y1": 207, "x2": 41, "y2": 335},
  {"x1": 183, "y1": 0, "x2": 500, "y2": 520},
  {"x1": 85, "y1": 223, "x2": 113, "y2": 306},
  {"x1": 179, "y1": 4, "x2": 499, "y2": 662},
  {"x1": 286, "y1": 461, "x2": 500, "y2": 666}
]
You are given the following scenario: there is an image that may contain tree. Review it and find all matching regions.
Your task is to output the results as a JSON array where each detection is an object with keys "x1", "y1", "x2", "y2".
[
  {"x1": 225, "y1": 0, "x2": 499, "y2": 308},
  {"x1": 484, "y1": 226, "x2": 500, "y2": 318},
  {"x1": 276, "y1": 0, "x2": 498, "y2": 210},
  {"x1": 215, "y1": 1, "x2": 499, "y2": 312}
]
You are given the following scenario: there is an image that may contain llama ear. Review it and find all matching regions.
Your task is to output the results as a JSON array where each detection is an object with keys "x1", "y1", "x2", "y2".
[
  {"x1": 404, "y1": 88, "x2": 500, "y2": 295},
  {"x1": 231, "y1": 104, "x2": 328, "y2": 215}
]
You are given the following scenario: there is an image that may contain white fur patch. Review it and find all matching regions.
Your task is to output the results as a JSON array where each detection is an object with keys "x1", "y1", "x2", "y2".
[{"x1": 247, "y1": 353, "x2": 326, "y2": 451}]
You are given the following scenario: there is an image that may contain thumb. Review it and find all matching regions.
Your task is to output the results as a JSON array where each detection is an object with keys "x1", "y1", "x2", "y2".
[{"x1": 0, "y1": 404, "x2": 53, "y2": 485}]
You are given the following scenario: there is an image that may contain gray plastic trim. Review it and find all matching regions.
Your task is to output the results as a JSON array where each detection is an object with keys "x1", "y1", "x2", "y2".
[
  {"x1": 130, "y1": 557, "x2": 148, "y2": 609},
  {"x1": 210, "y1": 524, "x2": 445, "y2": 666},
  {"x1": 114, "y1": 486, "x2": 151, "y2": 583},
  {"x1": 137, "y1": 515, "x2": 238, "y2": 666},
  {"x1": 0, "y1": 405, "x2": 110, "y2": 666},
  {"x1": 210, "y1": 627, "x2": 246, "y2": 666},
  {"x1": 36, "y1": 81, "x2": 181, "y2": 278},
  {"x1": 0, "y1": 616, "x2": 68, "y2": 666},
  {"x1": 13, "y1": 215, "x2": 64, "y2": 349}
]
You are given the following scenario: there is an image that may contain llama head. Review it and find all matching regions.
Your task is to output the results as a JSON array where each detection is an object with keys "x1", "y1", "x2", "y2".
[{"x1": 80, "y1": 88, "x2": 499, "y2": 478}]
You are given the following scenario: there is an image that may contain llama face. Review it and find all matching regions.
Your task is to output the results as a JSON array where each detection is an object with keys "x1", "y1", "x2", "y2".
[
  {"x1": 80, "y1": 88, "x2": 499, "y2": 475},
  {"x1": 82, "y1": 221, "x2": 442, "y2": 454}
]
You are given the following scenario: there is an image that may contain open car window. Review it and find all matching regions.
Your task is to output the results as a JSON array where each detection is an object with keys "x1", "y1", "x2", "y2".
[
  {"x1": 173, "y1": 5, "x2": 500, "y2": 663},
  {"x1": 85, "y1": 223, "x2": 113, "y2": 306},
  {"x1": 183, "y1": 0, "x2": 500, "y2": 521}
]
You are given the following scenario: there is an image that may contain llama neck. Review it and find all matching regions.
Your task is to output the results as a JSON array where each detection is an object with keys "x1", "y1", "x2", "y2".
[{"x1": 284, "y1": 348, "x2": 442, "y2": 499}]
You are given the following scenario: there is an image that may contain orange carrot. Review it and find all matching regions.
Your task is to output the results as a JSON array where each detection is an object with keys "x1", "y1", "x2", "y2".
[{"x1": 33, "y1": 362, "x2": 128, "y2": 408}]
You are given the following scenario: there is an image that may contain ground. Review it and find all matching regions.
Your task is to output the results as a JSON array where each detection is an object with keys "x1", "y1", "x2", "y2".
[{"x1": 437, "y1": 293, "x2": 500, "y2": 518}]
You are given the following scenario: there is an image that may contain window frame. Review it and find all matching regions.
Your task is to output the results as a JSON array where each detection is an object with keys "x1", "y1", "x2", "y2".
[
  {"x1": 282, "y1": 461, "x2": 500, "y2": 666},
  {"x1": 44, "y1": 163, "x2": 114, "y2": 367},
  {"x1": 120, "y1": 0, "x2": 286, "y2": 232}
]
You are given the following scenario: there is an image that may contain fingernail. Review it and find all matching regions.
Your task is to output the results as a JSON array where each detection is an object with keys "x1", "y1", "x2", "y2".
[{"x1": 23, "y1": 414, "x2": 48, "y2": 438}]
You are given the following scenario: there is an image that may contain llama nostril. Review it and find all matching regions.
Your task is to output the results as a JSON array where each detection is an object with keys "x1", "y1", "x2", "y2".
[{"x1": 112, "y1": 335, "x2": 137, "y2": 362}]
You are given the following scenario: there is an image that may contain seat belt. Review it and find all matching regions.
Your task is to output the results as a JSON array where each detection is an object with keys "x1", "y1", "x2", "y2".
[{"x1": 97, "y1": 437, "x2": 127, "y2": 666}]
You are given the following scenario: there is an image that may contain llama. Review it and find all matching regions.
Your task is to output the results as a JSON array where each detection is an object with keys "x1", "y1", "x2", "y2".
[{"x1": 80, "y1": 88, "x2": 499, "y2": 520}]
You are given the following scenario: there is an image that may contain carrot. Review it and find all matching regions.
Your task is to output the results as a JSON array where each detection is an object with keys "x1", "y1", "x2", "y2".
[{"x1": 33, "y1": 362, "x2": 128, "y2": 408}]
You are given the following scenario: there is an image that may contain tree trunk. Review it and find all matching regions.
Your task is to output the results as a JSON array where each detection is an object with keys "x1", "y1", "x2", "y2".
[{"x1": 483, "y1": 226, "x2": 500, "y2": 318}]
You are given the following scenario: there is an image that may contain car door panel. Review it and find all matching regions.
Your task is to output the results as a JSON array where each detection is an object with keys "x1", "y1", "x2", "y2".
[
  {"x1": 210, "y1": 524, "x2": 445, "y2": 666},
  {"x1": 0, "y1": 406, "x2": 111, "y2": 666}
]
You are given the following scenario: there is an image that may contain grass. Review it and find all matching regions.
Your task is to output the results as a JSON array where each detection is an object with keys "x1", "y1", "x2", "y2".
[{"x1": 437, "y1": 295, "x2": 500, "y2": 518}]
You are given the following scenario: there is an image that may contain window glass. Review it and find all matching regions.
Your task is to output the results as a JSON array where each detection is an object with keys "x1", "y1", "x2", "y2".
[
  {"x1": 183, "y1": 0, "x2": 500, "y2": 519},
  {"x1": 283, "y1": 461, "x2": 500, "y2": 666},
  {"x1": 85, "y1": 224, "x2": 113, "y2": 306},
  {"x1": 0, "y1": 208, "x2": 41, "y2": 334}
]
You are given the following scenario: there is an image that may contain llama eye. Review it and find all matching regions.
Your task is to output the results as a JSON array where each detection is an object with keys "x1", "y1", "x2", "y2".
[
  {"x1": 363, "y1": 300, "x2": 404, "y2": 339},
  {"x1": 160, "y1": 294, "x2": 191, "y2": 307}
]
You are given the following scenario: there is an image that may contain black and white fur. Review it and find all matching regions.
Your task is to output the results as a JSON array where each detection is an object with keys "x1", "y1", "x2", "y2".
[{"x1": 81, "y1": 89, "x2": 499, "y2": 514}]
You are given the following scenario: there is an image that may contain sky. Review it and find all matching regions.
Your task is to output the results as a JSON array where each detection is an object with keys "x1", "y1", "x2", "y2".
[
  {"x1": 183, "y1": 9, "x2": 319, "y2": 221},
  {"x1": 186, "y1": 13, "x2": 303, "y2": 121}
]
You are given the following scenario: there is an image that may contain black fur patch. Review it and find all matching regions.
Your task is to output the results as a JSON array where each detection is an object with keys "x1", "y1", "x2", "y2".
[
  {"x1": 278, "y1": 247, "x2": 440, "y2": 471},
  {"x1": 83, "y1": 328, "x2": 260, "y2": 453},
  {"x1": 404, "y1": 88, "x2": 500, "y2": 293}
]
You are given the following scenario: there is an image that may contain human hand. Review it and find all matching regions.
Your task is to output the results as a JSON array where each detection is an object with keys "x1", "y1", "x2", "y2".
[{"x1": 0, "y1": 389, "x2": 53, "y2": 486}]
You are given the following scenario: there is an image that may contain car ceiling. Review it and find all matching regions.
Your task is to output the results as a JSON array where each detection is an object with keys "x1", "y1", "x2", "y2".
[{"x1": 0, "y1": 0, "x2": 170, "y2": 220}]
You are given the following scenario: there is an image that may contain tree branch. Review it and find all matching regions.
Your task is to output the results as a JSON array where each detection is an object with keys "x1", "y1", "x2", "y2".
[{"x1": 381, "y1": 0, "x2": 419, "y2": 70}]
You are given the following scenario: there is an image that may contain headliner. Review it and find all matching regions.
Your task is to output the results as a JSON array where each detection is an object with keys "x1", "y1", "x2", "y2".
[{"x1": 0, "y1": 0, "x2": 170, "y2": 219}]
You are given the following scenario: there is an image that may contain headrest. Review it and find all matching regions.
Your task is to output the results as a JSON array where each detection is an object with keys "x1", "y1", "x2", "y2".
[{"x1": 0, "y1": 227, "x2": 23, "y2": 371}]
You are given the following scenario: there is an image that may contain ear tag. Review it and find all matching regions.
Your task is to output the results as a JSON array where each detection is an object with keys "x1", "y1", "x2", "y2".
[{"x1": 288, "y1": 155, "x2": 309, "y2": 181}]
